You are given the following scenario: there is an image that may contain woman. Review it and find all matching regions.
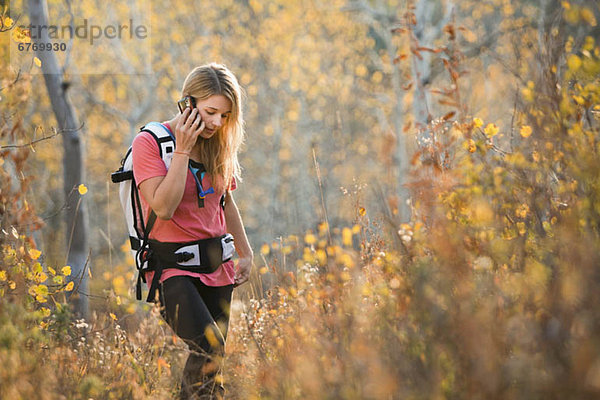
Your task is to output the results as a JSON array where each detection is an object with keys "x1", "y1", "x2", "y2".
[{"x1": 132, "y1": 63, "x2": 253, "y2": 399}]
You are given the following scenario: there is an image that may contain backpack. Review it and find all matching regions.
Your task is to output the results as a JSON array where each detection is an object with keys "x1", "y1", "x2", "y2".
[
  {"x1": 111, "y1": 122, "x2": 175, "y2": 298},
  {"x1": 111, "y1": 122, "x2": 235, "y2": 302}
]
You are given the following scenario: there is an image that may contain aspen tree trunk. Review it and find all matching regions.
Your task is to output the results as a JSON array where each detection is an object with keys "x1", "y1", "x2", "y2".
[
  {"x1": 268, "y1": 104, "x2": 283, "y2": 238},
  {"x1": 412, "y1": 0, "x2": 454, "y2": 129},
  {"x1": 350, "y1": 0, "x2": 412, "y2": 222},
  {"x1": 379, "y1": 2, "x2": 411, "y2": 223},
  {"x1": 28, "y1": 0, "x2": 89, "y2": 319},
  {"x1": 385, "y1": 27, "x2": 412, "y2": 223}
]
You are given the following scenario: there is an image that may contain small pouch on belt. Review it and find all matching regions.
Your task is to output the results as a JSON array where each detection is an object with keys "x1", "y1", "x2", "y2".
[{"x1": 221, "y1": 233, "x2": 235, "y2": 262}]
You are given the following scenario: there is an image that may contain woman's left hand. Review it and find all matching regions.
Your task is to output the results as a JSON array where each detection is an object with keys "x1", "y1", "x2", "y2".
[{"x1": 234, "y1": 256, "x2": 253, "y2": 287}]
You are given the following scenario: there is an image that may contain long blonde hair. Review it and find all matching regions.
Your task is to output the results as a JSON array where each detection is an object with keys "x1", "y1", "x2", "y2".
[{"x1": 181, "y1": 63, "x2": 244, "y2": 194}]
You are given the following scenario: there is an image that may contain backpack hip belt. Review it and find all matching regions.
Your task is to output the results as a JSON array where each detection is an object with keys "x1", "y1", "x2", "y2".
[{"x1": 138, "y1": 233, "x2": 235, "y2": 302}]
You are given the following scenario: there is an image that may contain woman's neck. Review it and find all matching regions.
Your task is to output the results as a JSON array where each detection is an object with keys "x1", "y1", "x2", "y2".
[{"x1": 164, "y1": 114, "x2": 181, "y2": 130}]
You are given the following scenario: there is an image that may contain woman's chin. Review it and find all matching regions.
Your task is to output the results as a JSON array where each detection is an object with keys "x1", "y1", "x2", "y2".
[{"x1": 199, "y1": 129, "x2": 216, "y2": 140}]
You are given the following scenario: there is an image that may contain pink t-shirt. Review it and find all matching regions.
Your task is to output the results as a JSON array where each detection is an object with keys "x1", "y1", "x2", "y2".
[{"x1": 131, "y1": 122, "x2": 236, "y2": 287}]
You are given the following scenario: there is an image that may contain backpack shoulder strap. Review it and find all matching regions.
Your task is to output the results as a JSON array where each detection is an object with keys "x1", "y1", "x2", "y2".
[{"x1": 139, "y1": 122, "x2": 176, "y2": 169}]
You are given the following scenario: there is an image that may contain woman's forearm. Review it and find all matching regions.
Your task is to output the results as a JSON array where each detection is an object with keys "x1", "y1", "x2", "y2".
[{"x1": 143, "y1": 152, "x2": 190, "y2": 220}]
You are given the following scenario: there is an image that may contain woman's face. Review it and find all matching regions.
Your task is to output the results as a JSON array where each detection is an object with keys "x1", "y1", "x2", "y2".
[{"x1": 194, "y1": 94, "x2": 232, "y2": 140}]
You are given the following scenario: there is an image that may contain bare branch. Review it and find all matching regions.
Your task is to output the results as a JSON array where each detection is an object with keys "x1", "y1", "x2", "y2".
[
  {"x1": 0, "y1": 69, "x2": 22, "y2": 92},
  {"x1": 0, "y1": 124, "x2": 84, "y2": 149}
]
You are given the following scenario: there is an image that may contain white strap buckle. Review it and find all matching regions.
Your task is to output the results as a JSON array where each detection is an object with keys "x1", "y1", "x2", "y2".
[{"x1": 221, "y1": 233, "x2": 235, "y2": 261}]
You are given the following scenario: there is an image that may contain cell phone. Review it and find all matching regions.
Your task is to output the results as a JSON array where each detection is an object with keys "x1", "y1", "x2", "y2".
[{"x1": 177, "y1": 96, "x2": 197, "y2": 113}]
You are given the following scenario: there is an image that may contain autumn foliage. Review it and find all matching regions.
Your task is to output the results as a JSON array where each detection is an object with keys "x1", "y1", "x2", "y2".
[{"x1": 1, "y1": 0, "x2": 600, "y2": 399}]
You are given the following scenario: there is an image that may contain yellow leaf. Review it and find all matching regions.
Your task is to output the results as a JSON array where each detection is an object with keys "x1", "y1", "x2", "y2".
[
  {"x1": 521, "y1": 87, "x2": 534, "y2": 102},
  {"x1": 484, "y1": 123, "x2": 499, "y2": 137},
  {"x1": 34, "y1": 57, "x2": 42, "y2": 68},
  {"x1": 78, "y1": 184, "x2": 88, "y2": 195},
  {"x1": 35, "y1": 272, "x2": 48, "y2": 283},
  {"x1": 204, "y1": 326, "x2": 219, "y2": 347},
  {"x1": 520, "y1": 125, "x2": 533, "y2": 138},
  {"x1": 3, "y1": 16, "x2": 13, "y2": 28},
  {"x1": 121, "y1": 240, "x2": 130, "y2": 253},
  {"x1": 65, "y1": 281, "x2": 74, "y2": 291},
  {"x1": 468, "y1": 139, "x2": 476, "y2": 153},
  {"x1": 340, "y1": 271, "x2": 351, "y2": 282},
  {"x1": 461, "y1": 28, "x2": 477, "y2": 43},
  {"x1": 358, "y1": 207, "x2": 366, "y2": 217},
  {"x1": 259, "y1": 266, "x2": 268, "y2": 274},
  {"x1": 33, "y1": 262, "x2": 43, "y2": 273},
  {"x1": 567, "y1": 54, "x2": 582, "y2": 71},
  {"x1": 318, "y1": 222, "x2": 329, "y2": 236},
  {"x1": 342, "y1": 227, "x2": 353, "y2": 247},
  {"x1": 316, "y1": 249, "x2": 327, "y2": 265},
  {"x1": 9, "y1": 281, "x2": 16, "y2": 290},
  {"x1": 260, "y1": 244, "x2": 270, "y2": 256},
  {"x1": 62, "y1": 266, "x2": 71, "y2": 276},
  {"x1": 303, "y1": 248, "x2": 315, "y2": 264},
  {"x1": 35, "y1": 284, "x2": 49, "y2": 296},
  {"x1": 355, "y1": 64, "x2": 367, "y2": 77},
  {"x1": 472, "y1": 117, "x2": 483, "y2": 128},
  {"x1": 0, "y1": 271, "x2": 6, "y2": 281},
  {"x1": 40, "y1": 307, "x2": 51, "y2": 318},
  {"x1": 48, "y1": 266, "x2": 56, "y2": 275},
  {"x1": 109, "y1": 312, "x2": 117, "y2": 321},
  {"x1": 28, "y1": 248, "x2": 42, "y2": 260},
  {"x1": 581, "y1": 7, "x2": 597, "y2": 27},
  {"x1": 304, "y1": 232, "x2": 316, "y2": 245},
  {"x1": 517, "y1": 222, "x2": 526, "y2": 235},
  {"x1": 12, "y1": 26, "x2": 31, "y2": 43}
]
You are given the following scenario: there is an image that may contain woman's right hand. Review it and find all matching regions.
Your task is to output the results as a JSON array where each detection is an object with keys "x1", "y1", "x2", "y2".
[
  {"x1": 175, "y1": 107, "x2": 205, "y2": 153},
  {"x1": 137, "y1": 108, "x2": 204, "y2": 220}
]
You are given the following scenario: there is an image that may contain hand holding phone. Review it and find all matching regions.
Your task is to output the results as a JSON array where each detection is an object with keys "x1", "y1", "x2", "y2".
[
  {"x1": 175, "y1": 96, "x2": 204, "y2": 152},
  {"x1": 177, "y1": 95, "x2": 197, "y2": 113}
]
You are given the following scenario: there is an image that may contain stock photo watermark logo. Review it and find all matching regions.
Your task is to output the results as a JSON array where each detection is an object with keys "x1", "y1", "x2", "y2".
[
  {"x1": 9, "y1": 1, "x2": 152, "y2": 75},
  {"x1": 18, "y1": 19, "x2": 148, "y2": 45}
]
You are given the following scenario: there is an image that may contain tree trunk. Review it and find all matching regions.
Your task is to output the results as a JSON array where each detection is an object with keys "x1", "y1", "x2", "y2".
[
  {"x1": 412, "y1": 0, "x2": 454, "y2": 128},
  {"x1": 28, "y1": 0, "x2": 89, "y2": 319},
  {"x1": 385, "y1": 26, "x2": 412, "y2": 223}
]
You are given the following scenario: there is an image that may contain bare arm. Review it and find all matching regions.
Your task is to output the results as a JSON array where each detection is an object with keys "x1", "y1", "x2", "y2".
[
  {"x1": 138, "y1": 154, "x2": 189, "y2": 220},
  {"x1": 138, "y1": 108, "x2": 203, "y2": 220},
  {"x1": 224, "y1": 191, "x2": 254, "y2": 286}
]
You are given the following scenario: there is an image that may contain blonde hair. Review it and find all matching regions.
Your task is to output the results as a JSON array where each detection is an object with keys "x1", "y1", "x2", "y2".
[{"x1": 181, "y1": 63, "x2": 244, "y2": 194}]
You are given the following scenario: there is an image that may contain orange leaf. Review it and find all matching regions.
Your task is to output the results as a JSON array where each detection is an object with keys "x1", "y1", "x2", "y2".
[{"x1": 442, "y1": 111, "x2": 456, "y2": 121}]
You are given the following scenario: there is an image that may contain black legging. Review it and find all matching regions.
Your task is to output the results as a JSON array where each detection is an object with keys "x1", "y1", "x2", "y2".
[{"x1": 158, "y1": 276, "x2": 233, "y2": 400}]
